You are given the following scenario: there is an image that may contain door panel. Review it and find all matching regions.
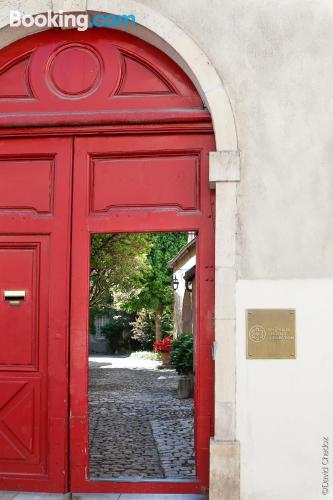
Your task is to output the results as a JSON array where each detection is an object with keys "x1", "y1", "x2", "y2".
[
  {"x1": 0, "y1": 245, "x2": 39, "y2": 368},
  {"x1": 91, "y1": 154, "x2": 199, "y2": 212},
  {"x1": 0, "y1": 138, "x2": 72, "y2": 492},
  {"x1": 70, "y1": 134, "x2": 215, "y2": 494},
  {"x1": 0, "y1": 159, "x2": 54, "y2": 213}
]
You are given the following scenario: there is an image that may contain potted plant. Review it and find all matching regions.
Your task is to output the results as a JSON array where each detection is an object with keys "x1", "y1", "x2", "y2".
[
  {"x1": 170, "y1": 333, "x2": 194, "y2": 398},
  {"x1": 153, "y1": 336, "x2": 172, "y2": 366}
]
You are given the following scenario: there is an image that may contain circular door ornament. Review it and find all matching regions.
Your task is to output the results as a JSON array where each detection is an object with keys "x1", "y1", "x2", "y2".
[
  {"x1": 249, "y1": 325, "x2": 266, "y2": 343},
  {"x1": 47, "y1": 44, "x2": 103, "y2": 99}
]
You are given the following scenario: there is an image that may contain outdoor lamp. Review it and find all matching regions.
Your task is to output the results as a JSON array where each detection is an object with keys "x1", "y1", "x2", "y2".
[{"x1": 172, "y1": 275, "x2": 179, "y2": 291}]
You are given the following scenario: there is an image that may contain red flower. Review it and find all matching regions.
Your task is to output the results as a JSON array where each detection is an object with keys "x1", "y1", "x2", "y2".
[{"x1": 153, "y1": 336, "x2": 172, "y2": 353}]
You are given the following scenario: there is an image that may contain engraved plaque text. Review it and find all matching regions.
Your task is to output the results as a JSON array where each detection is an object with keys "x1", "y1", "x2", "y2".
[{"x1": 246, "y1": 309, "x2": 296, "y2": 359}]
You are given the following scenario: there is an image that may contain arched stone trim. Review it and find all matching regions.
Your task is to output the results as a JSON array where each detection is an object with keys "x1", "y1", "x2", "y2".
[{"x1": 0, "y1": 3, "x2": 240, "y2": 499}]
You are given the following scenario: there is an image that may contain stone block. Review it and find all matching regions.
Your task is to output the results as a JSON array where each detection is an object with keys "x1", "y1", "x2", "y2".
[{"x1": 209, "y1": 439, "x2": 240, "y2": 500}]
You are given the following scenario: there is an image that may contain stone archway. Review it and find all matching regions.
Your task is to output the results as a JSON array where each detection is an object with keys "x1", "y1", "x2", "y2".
[{"x1": 0, "y1": 4, "x2": 240, "y2": 498}]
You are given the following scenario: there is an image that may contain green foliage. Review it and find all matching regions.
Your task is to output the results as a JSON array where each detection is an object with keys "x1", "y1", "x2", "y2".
[
  {"x1": 90, "y1": 233, "x2": 151, "y2": 309},
  {"x1": 130, "y1": 308, "x2": 173, "y2": 349},
  {"x1": 129, "y1": 310, "x2": 155, "y2": 349},
  {"x1": 170, "y1": 333, "x2": 194, "y2": 375},
  {"x1": 118, "y1": 232, "x2": 187, "y2": 340},
  {"x1": 90, "y1": 231, "x2": 188, "y2": 346},
  {"x1": 89, "y1": 307, "x2": 97, "y2": 335},
  {"x1": 123, "y1": 232, "x2": 187, "y2": 312},
  {"x1": 101, "y1": 309, "x2": 136, "y2": 353}
]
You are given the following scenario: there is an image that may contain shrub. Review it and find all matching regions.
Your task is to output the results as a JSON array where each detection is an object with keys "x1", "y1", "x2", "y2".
[
  {"x1": 130, "y1": 308, "x2": 173, "y2": 350},
  {"x1": 170, "y1": 333, "x2": 193, "y2": 375},
  {"x1": 130, "y1": 310, "x2": 156, "y2": 350},
  {"x1": 101, "y1": 309, "x2": 136, "y2": 353}
]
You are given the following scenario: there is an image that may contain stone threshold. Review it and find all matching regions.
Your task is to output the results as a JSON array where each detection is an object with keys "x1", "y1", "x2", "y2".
[{"x1": 0, "y1": 493, "x2": 208, "y2": 500}]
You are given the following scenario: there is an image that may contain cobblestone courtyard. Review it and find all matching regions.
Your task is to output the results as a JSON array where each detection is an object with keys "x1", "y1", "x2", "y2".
[{"x1": 88, "y1": 355, "x2": 195, "y2": 480}]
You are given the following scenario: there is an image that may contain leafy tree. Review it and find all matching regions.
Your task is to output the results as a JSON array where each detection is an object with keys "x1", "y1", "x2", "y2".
[
  {"x1": 90, "y1": 231, "x2": 188, "y2": 345},
  {"x1": 90, "y1": 233, "x2": 151, "y2": 309},
  {"x1": 119, "y1": 232, "x2": 187, "y2": 341}
]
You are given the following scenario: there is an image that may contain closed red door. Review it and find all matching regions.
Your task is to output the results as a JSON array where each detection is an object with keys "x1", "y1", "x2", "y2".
[
  {"x1": 0, "y1": 138, "x2": 72, "y2": 492},
  {"x1": 69, "y1": 134, "x2": 215, "y2": 494}
]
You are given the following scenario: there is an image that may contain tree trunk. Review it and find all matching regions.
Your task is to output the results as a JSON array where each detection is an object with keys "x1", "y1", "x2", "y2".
[{"x1": 155, "y1": 305, "x2": 163, "y2": 341}]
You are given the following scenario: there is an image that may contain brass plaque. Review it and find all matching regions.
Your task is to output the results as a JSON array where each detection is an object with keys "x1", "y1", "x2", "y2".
[{"x1": 246, "y1": 309, "x2": 296, "y2": 359}]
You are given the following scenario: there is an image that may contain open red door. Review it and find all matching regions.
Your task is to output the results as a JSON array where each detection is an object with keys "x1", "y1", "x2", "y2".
[{"x1": 69, "y1": 134, "x2": 215, "y2": 494}]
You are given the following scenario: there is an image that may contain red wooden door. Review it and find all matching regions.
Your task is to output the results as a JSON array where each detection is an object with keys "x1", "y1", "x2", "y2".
[
  {"x1": 0, "y1": 138, "x2": 72, "y2": 492},
  {"x1": 0, "y1": 132, "x2": 214, "y2": 494},
  {"x1": 69, "y1": 134, "x2": 215, "y2": 494},
  {"x1": 0, "y1": 27, "x2": 215, "y2": 495}
]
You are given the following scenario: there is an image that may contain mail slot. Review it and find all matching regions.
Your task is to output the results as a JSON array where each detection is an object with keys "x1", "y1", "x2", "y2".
[{"x1": 4, "y1": 290, "x2": 26, "y2": 305}]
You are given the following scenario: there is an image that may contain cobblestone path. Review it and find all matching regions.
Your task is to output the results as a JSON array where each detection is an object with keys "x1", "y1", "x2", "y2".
[{"x1": 88, "y1": 355, "x2": 195, "y2": 480}]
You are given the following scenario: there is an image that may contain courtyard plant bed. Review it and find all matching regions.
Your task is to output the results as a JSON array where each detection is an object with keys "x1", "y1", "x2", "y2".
[
  {"x1": 170, "y1": 333, "x2": 194, "y2": 399},
  {"x1": 130, "y1": 350, "x2": 161, "y2": 361}
]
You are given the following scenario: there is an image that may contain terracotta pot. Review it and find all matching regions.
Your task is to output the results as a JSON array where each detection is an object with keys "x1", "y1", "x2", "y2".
[{"x1": 161, "y1": 351, "x2": 171, "y2": 367}]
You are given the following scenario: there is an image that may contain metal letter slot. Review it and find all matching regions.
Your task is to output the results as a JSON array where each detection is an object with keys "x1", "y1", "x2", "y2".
[{"x1": 4, "y1": 290, "x2": 26, "y2": 306}]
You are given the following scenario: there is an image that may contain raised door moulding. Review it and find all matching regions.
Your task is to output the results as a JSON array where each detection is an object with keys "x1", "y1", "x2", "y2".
[
  {"x1": 46, "y1": 43, "x2": 103, "y2": 99},
  {"x1": 0, "y1": 379, "x2": 42, "y2": 465},
  {"x1": 0, "y1": 242, "x2": 40, "y2": 371},
  {"x1": 90, "y1": 153, "x2": 199, "y2": 213},
  {"x1": 0, "y1": 157, "x2": 54, "y2": 214}
]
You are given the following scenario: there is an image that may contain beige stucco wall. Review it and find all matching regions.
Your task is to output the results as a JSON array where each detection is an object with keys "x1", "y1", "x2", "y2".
[
  {"x1": 0, "y1": 7, "x2": 331, "y2": 269},
  {"x1": 2, "y1": 1, "x2": 330, "y2": 276},
  {"x1": 236, "y1": 279, "x2": 333, "y2": 500},
  {"x1": 139, "y1": 0, "x2": 333, "y2": 279}
]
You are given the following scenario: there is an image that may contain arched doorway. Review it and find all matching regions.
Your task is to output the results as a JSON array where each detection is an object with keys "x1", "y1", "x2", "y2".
[{"x1": 0, "y1": 29, "x2": 215, "y2": 494}]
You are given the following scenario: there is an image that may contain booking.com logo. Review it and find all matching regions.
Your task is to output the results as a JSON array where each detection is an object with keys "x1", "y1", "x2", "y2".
[{"x1": 9, "y1": 10, "x2": 136, "y2": 31}]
